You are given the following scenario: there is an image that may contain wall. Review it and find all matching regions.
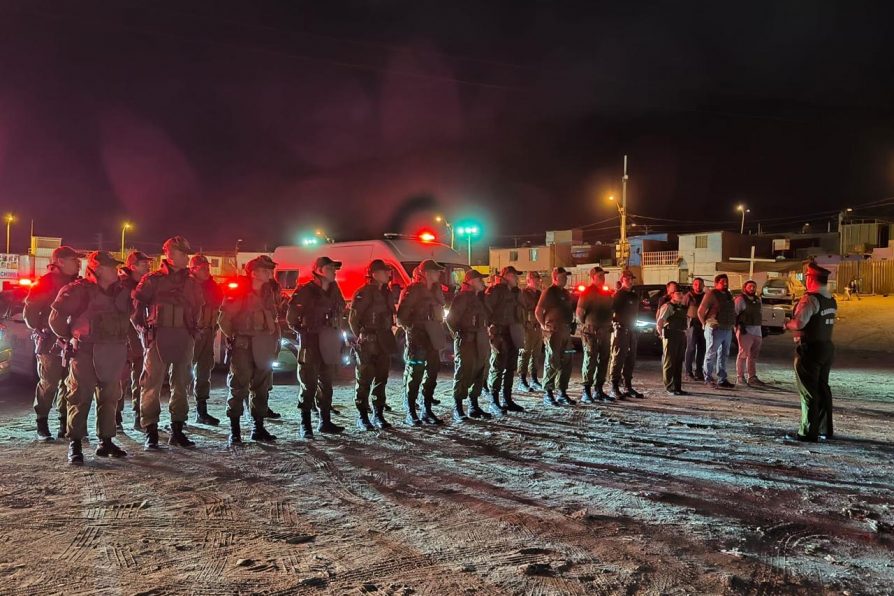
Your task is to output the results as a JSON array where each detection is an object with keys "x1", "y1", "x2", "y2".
[
  {"x1": 642, "y1": 264, "x2": 685, "y2": 285},
  {"x1": 489, "y1": 244, "x2": 572, "y2": 275}
]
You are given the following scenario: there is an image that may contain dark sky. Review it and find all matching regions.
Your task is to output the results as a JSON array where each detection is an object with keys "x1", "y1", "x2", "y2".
[{"x1": 1, "y1": 0, "x2": 893, "y2": 253}]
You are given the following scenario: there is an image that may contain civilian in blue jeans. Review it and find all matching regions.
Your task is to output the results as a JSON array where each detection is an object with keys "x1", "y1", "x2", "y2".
[{"x1": 697, "y1": 274, "x2": 736, "y2": 389}]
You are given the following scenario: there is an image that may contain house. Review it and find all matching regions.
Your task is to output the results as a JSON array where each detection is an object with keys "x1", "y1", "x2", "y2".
[
  {"x1": 676, "y1": 231, "x2": 772, "y2": 281},
  {"x1": 488, "y1": 229, "x2": 579, "y2": 276}
]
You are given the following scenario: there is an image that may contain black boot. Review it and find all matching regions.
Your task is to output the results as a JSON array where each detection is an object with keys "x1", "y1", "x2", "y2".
[
  {"x1": 318, "y1": 409, "x2": 345, "y2": 434},
  {"x1": 383, "y1": 404, "x2": 393, "y2": 412},
  {"x1": 530, "y1": 376, "x2": 543, "y2": 391},
  {"x1": 144, "y1": 423, "x2": 160, "y2": 450},
  {"x1": 68, "y1": 440, "x2": 83, "y2": 464},
  {"x1": 115, "y1": 410, "x2": 124, "y2": 432},
  {"x1": 488, "y1": 393, "x2": 506, "y2": 416},
  {"x1": 36, "y1": 417, "x2": 53, "y2": 441},
  {"x1": 299, "y1": 410, "x2": 314, "y2": 439},
  {"x1": 132, "y1": 411, "x2": 144, "y2": 433},
  {"x1": 608, "y1": 383, "x2": 626, "y2": 401},
  {"x1": 503, "y1": 393, "x2": 525, "y2": 413},
  {"x1": 430, "y1": 397, "x2": 441, "y2": 406},
  {"x1": 265, "y1": 407, "x2": 282, "y2": 419},
  {"x1": 581, "y1": 386, "x2": 596, "y2": 404},
  {"x1": 420, "y1": 398, "x2": 442, "y2": 425},
  {"x1": 371, "y1": 406, "x2": 391, "y2": 429},
  {"x1": 452, "y1": 400, "x2": 468, "y2": 422},
  {"x1": 468, "y1": 395, "x2": 492, "y2": 419},
  {"x1": 168, "y1": 421, "x2": 196, "y2": 448},
  {"x1": 519, "y1": 375, "x2": 532, "y2": 391},
  {"x1": 404, "y1": 395, "x2": 422, "y2": 427},
  {"x1": 596, "y1": 385, "x2": 613, "y2": 402},
  {"x1": 557, "y1": 390, "x2": 576, "y2": 406},
  {"x1": 96, "y1": 438, "x2": 127, "y2": 458},
  {"x1": 195, "y1": 401, "x2": 220, "y2": 426},
  {"x1": 625, "y1": 385, "x2": 645, "y2": 399},
  {"x1": 57, "y1": 416, "x2": 67, "y2": 439},
  {"x1": 228, "y1": 416, "x2": 242, "y2": 446},
  {"x1": 251, "y1": 416, "x2": 277, "y2": 442},
  {"x1": 356, "y1": 410, "x2": 375, "y2": 431},
  {"x1": 543, "y1": 390, "x2": 559, "y2": 406}
]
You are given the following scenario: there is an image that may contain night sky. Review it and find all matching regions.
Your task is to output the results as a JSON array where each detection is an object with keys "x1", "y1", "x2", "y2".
[{"x1": 1, "y1": 1, "x2": 893, "y2": 253}]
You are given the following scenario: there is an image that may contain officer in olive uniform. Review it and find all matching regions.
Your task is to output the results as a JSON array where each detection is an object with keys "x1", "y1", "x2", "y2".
[
  {"x1": 348, "y1": 259, "x2": 397, "y2": 431},
  {"x1": 189, "y1": 254, "x2": 223, "y2": 426},
  {"x1": 576, "y1": 266, "x2": 615, "y2": 403},
  {"x1": 608, "y1": 270, "x2": 645, "y2": 400},
  {"x1": 396, "y1": 259, "x2": 447, "y2": 425},
  {"x1": 535, "y1": 267, "x2": 575, "y2": 406},
  {"x1": 219, "y1": 255, "x2": 280, "y2": 445},
  {"x1": 485, "y1": 266, "x2": 526, "y2": 414},
  {"x1": 133, "y1": 236, "x2": 204, "y2": 450},
  {"x1": 118, "y1": 251, "x2": 151, "y2": 432},
  {"x1": 656, "y1": 283, "x2": 689, "y2": 396},
  {"x1": 288, "y1": 256, "x2": 347, "y2": 438},
  {"x1": 446, "y1": 269, "x2": 493, "y2": 422},
  {"x1": 49, "y1": 251, "x2": 131, "y2": 464},
  {"x1": 785, "y1": 262, "x2": 837, "y2": 442},
  {"x1": 517, "y1": 271, "x2": 544, "y2": 391},
  {"x1": 24, "y1": 245, "x2": 83, "y2": 441}
]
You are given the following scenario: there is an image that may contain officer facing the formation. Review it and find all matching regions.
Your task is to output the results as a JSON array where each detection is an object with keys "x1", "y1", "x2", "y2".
[
  {"x1": 517, "y1": 271, "x2": 544, "y2": 391},
  {"x1": 133, "y1": 236, "x2": 204, "y2": 450},
  {"x1": 288, "y1": 256, "x2": 347, "y2": 438},
  {"x1": 396, "y1": 259, "x2": 447, "y2": 425},
  {"x1": 785, "y1": 263, "x2": 837, "y2": 442},
  {"x1": 189, "y1": 254, "x2": 223, "y2": 426},
  {"x1": 535, "y1": 266, "x2": 575, "y2": 406},
  {"x1": 656, "y1": 283, "x2": 690, "y2": 396},
  {"x1": 698, "y1": 273, "x2": 736, "y2": 389},
  {"x1": 608, "y1": 270, "x2": 645, "y2": 400},
  {"x1": 684, "y1": 277, "x2": 707, "y2": 381},
  {"x1": 49, "y1": 251, "x2": 131, "y2": 464},
  {"x1": 576, "y1": 266, "x2": 615, "y2": 403},
  {"x1": 24, "y1": 245, "x2": 83, "y2": 441},
  {"x1": 484, "y1": 266, "x2": 526, "y2": 415},
  {"x1": 446, "y1": 269, "x2": 493, "y2": 422},
  {"x1": 219, "y1": 255, "x2": 280, "y2": 445},
  {"x1": 348, "y1": 259, "x2": 397, "y2": 431},
  {"x1": 118, "y1": 251, "x2": 151, "y2": 432}
]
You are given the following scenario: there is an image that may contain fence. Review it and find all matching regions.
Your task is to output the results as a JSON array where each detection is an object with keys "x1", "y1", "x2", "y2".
[
  {"x1": 641, "y1": 251, "x2": 680, "y2": 266},
  {"x1": 836, "y1": 260, "x2": 894, "y2": 295}
]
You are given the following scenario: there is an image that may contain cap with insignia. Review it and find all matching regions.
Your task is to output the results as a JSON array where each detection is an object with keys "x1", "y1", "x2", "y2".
[
  {"x1": 464, "y1": 269, "x2": 486, "y2": 283},
  {"x1": 367, "y1": 259, "x2": 391, "y2": 275},
  {"x1": 313, "y1": 256, "x2": 342, "y2": 271},
  {"x1": 419, "y1": 259, "x2": 445, "y2": 272},
  {"x1": 86, "y1": 250, "x2": 124, "y2": 270},
  {"x1": 247, "y1": 255, "x2": 277, "y2": 271},
  {"x1": 500, "y1": 265, "x2": 521, "y2": 277},
  {"x1": 589, "y1": 266, "x2": 606, "y2": 276},
  {"x1": 125, "y1": 250, "x2": 151, "y2": 267},
  {"x1": 51, "y1": 246, "x2": 85, "y2": 261},
  {"x1": 162, "y1": 235, "x2": 192, "y2": 254},
  {"x1": 553, "y1": 266, "x2": 569, "y2": 275}
]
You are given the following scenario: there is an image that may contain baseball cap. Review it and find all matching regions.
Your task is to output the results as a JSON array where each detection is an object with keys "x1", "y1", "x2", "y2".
[
  {"x1": 52, "y1": 246, "x2": 85, "y2": 261},
  {"x1": 313, "y1": 256, "x2": 342, "y2": 271},
  {"x1": 464, "y1": 269, "x2": 486, "y2": 283},
  {"x1": 714, "y1": 273, "x2": 729, "y2": 283},
  {"x1": 527, "y1": 270, "x2": 542, "y2": 279},
  {"x1": 419, "y1": 259, "x2": 445, "y2": 272},
  {"x1": 620, "y1": 269, "x2": 636, "y2": 279},
  {"x1": 162, "y1": 235, "x2": 192, "y2": 254},
  {"x1": 553, "y1": 267, "x2": 569, "y2": 275},
  {"x1": 189, "y1": 254, "x2": 210, "y2": 268},
  {"x1": 589, "y1": 266, "x2": 606, "y2": 276},
  {"x1": 87, "y1": 250, "x2": 123, "y2": 269},
  {"x1": 500, "y1": 265, "x2": 521, "y2": 277},
  {"x1": 247, "y1": 255, "x2": 277, "y2": 271},
  {"x1": 125, "y1": 250, "x2": 151, "y2": 267},
  {"x1": 367, "y1": 259, "x2": 390, "y2": 274}
]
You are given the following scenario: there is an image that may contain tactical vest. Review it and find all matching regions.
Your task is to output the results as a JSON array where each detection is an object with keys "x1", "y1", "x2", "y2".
[
  {"x1": 28, "y1": 271, "x2": 73, "y2": 330},
  {"x1": 70, "y1": 282, "x2": 131, "y2": 344},
  {"x1": 197, "y1": 279, "x2": 222, "y2": 328},
  {"x1": 294, "y1": 282, "x2": 342, "y2": 332},
  {"x1": 542, "y1": 286, "x2": 574, "y2": 327},
  {"x1": 665, "y1": 302, "x2": 688, "y2": 333},
  {"x1": 737, "y1": 294, "x2": 762, "y2": 326},
  {"x1": 232, "y1": 285, "x2": 278, "y2": 336},
  {"x1": 711, "y1": 290, "x2": 736, "y2": 328},
  {"x1": 356, "y1": 284, "x2": 393, "y2": 331},
  {"x1": 581, "y1": 286, "x2": 613, "y2": 328},
  {"x1": 802, "y1": 293, "x2": 836, "y2": 342},
  {"x1": 454, "y1": 289, "x2": 487, "y2": 332},
  {"x1": 686, "y1": 291, "x2": 704, "y2": 320},
  {"x1": 149, "y1": 268, "x2": 196, "y2": 329},
  {"x1": 614, "y1": 289, "x2": 639, "y2": 327},
  {"x1": 488, "y1": 284, "x2": 522, "y2": 326},
  {"x1": 521, "y1": 288, "x2": 541, "y2": 324},
  {"x1": 403, "y1": 282, "x2": 444, "y2": 325}
]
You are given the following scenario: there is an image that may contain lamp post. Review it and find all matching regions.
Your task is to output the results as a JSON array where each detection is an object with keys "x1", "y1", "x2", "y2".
[
  {"x1": 736, "y1": 204, "x2": 750, "y2": 234},
  {"x1": 4, "y1": 214, "x2": 14, "y2": 254},
  {"x1": 455, "y1": 225, "x2": 480, "y2": 265},
  {"x1": 120, "y1": 222, "x2": 132, "y2": 258},
  {"x1": 607, "y1": 155, "x2": 630, "y2": 268},
  {"x1": 435, "y1": 215, "x2": 454, "y2": 249}
]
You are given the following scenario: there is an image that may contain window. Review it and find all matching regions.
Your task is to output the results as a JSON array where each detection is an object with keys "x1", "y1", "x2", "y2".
[
  {"x1": 695, "y1": 235, "x2": 708, "y2": 249},
  {"x1": 529, "y1": 248, "x2": 539, "y2": 261},
  {"x1": 509, "y1": 250, "x2": 519, "y2": 261}
]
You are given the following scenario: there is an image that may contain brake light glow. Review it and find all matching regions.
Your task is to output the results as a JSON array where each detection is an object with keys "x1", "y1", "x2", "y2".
[
  {"x1": 577, "y1": 284, "x2": 586, "y2": 293},
  {"x1": 227, "y1": 282, "x2": 239, "y2": 290},
  {"x1": 602, "y1": 285, "x2": 610, "y2": 292},
  {"x1": 18, "y1": 279, "x2": 33, "y2": 286}
]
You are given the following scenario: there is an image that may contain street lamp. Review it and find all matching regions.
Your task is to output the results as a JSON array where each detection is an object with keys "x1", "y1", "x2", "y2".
[
  {"x1": 736, "y1": 204, "x2": 750, "y2": 234},
  {"x1": 121, "y1": 222, "x2": 132, "y2": 258},
  {"x1": 314, "y1": 229, "x2": 334, "y2": 244},
  {"x1": 455, "y1": 225, "x2": 480, "y2": 265},
  {"x1": 4, "y1": 214, "x2": 14, "y2": 254},
  {"x1": 435, "y1": 215, "x2": 454, "y2": 249}
]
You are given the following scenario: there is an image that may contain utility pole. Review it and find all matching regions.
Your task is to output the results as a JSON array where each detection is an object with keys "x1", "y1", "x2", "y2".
[{"x1": 619, "y1": 155, "x2": 629, "y2": 268}]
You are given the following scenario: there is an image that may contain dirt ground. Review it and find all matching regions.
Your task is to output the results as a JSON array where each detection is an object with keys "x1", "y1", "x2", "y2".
[{"x1": 0, "y1": 333, "x2": 892, "y2": 594}]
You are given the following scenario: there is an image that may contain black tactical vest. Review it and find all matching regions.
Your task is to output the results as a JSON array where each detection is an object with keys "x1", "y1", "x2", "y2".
[
  {"x1": 802, "y1": 293, "x2": 836, "y2": 342},
  {"x1": 738, "y1": 294, "x2": 762, "y2": 326}
]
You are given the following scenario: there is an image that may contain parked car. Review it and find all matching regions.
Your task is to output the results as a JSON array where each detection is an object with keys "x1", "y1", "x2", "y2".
[
  {"x1": 761, "y1": 277, "x2": 803, "y2": 313},
  {"x1": 0, "y1": 289, "x2": 37, "y2": 383}
]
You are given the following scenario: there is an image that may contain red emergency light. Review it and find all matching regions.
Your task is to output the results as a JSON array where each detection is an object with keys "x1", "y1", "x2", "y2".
[
  {"x1": 577, "y1": 284, "x2": 586, "y2": 293},
  {"x1": 602, "y1": 285, "x2": 610, "y2": 292},
  {"x1": 418, "y1": 230, "x2": 436, "y2": 243},
  {"x1": 227, "y1": 281, "x2": 239, "y2": 290}
]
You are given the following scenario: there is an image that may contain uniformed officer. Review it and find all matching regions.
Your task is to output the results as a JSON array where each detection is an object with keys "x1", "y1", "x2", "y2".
[
  {"x1": 24, "y1": 245, "x2": 83, "y2": 441},
  {"x1": 219, "y1": 255, "x2": 280, "y2": 445},
  {"x1": 287, "y1": 256, "x2": 347, "y2": 438},
  {"x1": 576, "y1": 266, "x2": 615, "y2": 403},
  {"x1": 189, "y1": 254, "x2": 223, "y2": 426},
  {"x1": 535, "y1": 267, "x2": 575, "y2": 406},
  {"x1": 348, "y1": 259, "x2": 398, "y2": 431},
  {"x1": 485, "y1": 266, "x2": 526, "y2": 414},
  {"x1": 656, "y1": 283, "x2": 690, "y2": 396},
  {"x1": 118, "y1": 250, "x2": 151, "y2": 432},
  {"x1": 396, "y1": 259, "x2": 447, "y2": 425},
  {"x1": 446, "y1": 269, "x2": 493, "y2": 422},
  {"x1": 49, "y1": 251, "x2": 131, "y2": 464},
  {"x1": 608, "y1": 270, "x2": 645, "y2": 400},
  {"x1": 133, "y1": 236, "x2": 204, "y2": 449},
  {"x1": 517, "y1": 271, "x2": 544, "y2": 391},
  {"x1": 785, "y1": 263, "x2": 837, "y2": 442}
]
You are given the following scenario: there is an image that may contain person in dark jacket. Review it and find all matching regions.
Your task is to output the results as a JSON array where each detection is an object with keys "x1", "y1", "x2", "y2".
[
  {"x1": 683, "y1": 277, "x2": 706, "y2": 381},
  {"x1": 697, "y1": 274, "x2": 736, "y2": 389},
  {"x1": 445, "y1": 270, "x2": 493, "y2": 422},
  {"x1": 608, "y1": 270, "x2": 644, "y2": 400},
  {"x1": 734, "y1": 280, "x2": 764, "y2": 386},
  {"x1": 535, "y1": 267, "x2": 575, "y2": 406},
  {"x1": 656, "y1": 284, "x2": 689, "y2": 396}
]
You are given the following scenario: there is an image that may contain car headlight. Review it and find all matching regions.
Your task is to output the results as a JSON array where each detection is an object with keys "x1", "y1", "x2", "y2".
[
  {"x1": 635, "y1": 319, "x2": 655, "y2": 329},
  {"x1": 443, "y1": 307, "x2": 450, "y2": 319}
]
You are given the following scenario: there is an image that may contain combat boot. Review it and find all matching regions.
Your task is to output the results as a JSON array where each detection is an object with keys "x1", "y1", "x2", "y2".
[
  {"x1": 68, "y1": 440, "x2": 83, "y2": 465},
  {"x1": 265, "y1": 407, "x2": 282, "y2": 419},
  {"x1": 168, "y1": 421, "x2": 196, "y2": 448},
  {"x1": 581, "y1": 386, "x2": 596, "y2": 404},
  {"x1": 404, "y1": 396, "x2": 422, "y2": 427},
  {"x1": 596, "y1": 385, "x2": 613, "y2": 402},
  {"x1": 57, "y1": 416, "x2": 67, "y2": 439},
  {"x1": 468, "y1": 395, "x2": 492, "y2": 419},
  {"x1": 318, "y1": 410, "x2": 345, "y2": 434},
  {"x1": 132, "y1": 412, "x2": 144, "y2": 433},
  {"x1": 356, "y1": 410, "x2": 375, "y2": 431},
  {"x1": 556, "y1": 390, "x2": 576, "y2": 406},
  {"x1": 298, "y1": 410, "x2": 314, "y2": 439},
  {"x1": 452, "y1": 400, "x2": 468, "y2": 422},
  {"x1": 503, "y1": 392, "x2": 525, "y2": 413},
  {"x1": 251, "y1": 417, "x2": 277, "y2": 442},
  {"x1": 228, "y1": 416, "x2": 242, "y2": 446},
  {"x1": 371, "y1": 406, "x2": 391, "y2": 429},
  {"x1": 530, "y1": 376, "x2": 543, "y2": 391},
  {"x1": 420, "y1": 398, "x2": 443, "y2": 425},
  {"x1": 519, "y1": 375, "x2": 532, "y2": 391},
  {"x1": 543, "y1": 390, "x2": 559, "y2": 406},
  {"x1": 95, "y1": 438, "x2": 127, "y2": 458},
  {"x1": 195, "y1": 401, "x2": 220, "y2": 426},
  {"x1": 115, "y1": 410, "x2": 124, "y2": 432},
  {"x1": 488, "y1": 392, "x2": 507, "y2": 416},
  {"x1": 36, "y1": 417, "x2": 53, "y2": 441},
  {"x1": 625, "y1": 385, "x2": 645, "y2": 399},
  {"x1": 608, "y1": 383, "x2": 626, "y2": 401},
  {"x1": 144, "y1": 423, "x2": 160, "y2": 450}
]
